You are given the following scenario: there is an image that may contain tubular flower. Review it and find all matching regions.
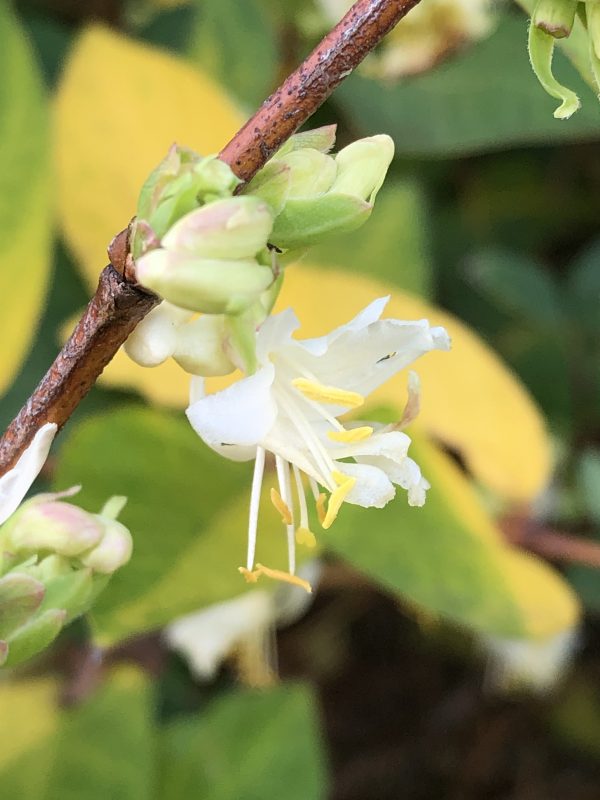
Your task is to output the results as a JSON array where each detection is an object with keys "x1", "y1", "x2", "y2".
[{"x1": 186, "y1": 298, "x2": 450, "y2": 592}]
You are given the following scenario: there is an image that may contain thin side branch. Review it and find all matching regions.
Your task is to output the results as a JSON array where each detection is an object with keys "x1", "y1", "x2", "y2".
[{"x1": 0, "y1": 0, "x2": 420, "y2": 475}]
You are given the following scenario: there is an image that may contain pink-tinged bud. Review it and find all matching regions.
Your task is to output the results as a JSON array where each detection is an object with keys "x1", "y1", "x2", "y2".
[
  {"x1": 161, "y1": 196, "x2": 273, "y2": 260},
  {"x1": 3, "y1": 499, "x2": 104, "y2": 557},
  {"x1": 81, "y1": 519, "x2": 133, "y2": 574}
]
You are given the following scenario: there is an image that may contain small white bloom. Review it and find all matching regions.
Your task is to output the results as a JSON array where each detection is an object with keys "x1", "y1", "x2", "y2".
[
  {"x1": 0, "y1": 423, "x2": 57, "y2": 526},
  {"x1": 186, "y1": 298, "x2": 450, "y2": 590}
]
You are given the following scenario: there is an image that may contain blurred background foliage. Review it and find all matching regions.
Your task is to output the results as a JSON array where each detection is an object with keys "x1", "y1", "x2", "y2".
[{"x1": 1, "y1": 0, "x2": 600, "y2": 796}]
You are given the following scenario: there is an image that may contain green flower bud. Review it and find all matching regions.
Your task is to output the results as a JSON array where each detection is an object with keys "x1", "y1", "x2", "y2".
[
  {"x1": 137, "y1": 252, "x2": 274, "y2": 315},
  {"x1": 532, "y1": 0, "x2": 577, "y2": 38},
  {"x1": 279, "y1": 149, "x2": 337, "y2": 198},
  {"x1": 173, "y1": 315, "x2": 235, "y2": 376},
  {"x1": 0, "y1": 572, "x2": 44, "y2": 640},
  {"x1": 161, "y1": 197, "x2": 273, "y2": 260},
  {"x1": 2, "y1": 608, "x2": 66, "y2": 668},
  {"x1": 274, "y1": 124, "x2": 337, "y2": 157},
  {"x1": 80, "y1": 519, "x2": 132, "y2": 574},
  {"x1": 329, "y1": 135, "x2": 394, "y2": 201},
  {"x1": 2, "y1": 497, "x2": 104, "y2": 558}
]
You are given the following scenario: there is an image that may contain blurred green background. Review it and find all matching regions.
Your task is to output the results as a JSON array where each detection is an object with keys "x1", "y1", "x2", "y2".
[{"x1": 1, "y1": 0, "x2": 600, "y2": 797}]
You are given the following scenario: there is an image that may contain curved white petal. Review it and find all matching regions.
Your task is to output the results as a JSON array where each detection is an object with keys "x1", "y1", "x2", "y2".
[
  {"x1": 356, "y1": 454, "x2": 429, "y2": 507},
  {"x1": 186, "y1": 364, "x2": 277, "y2": 455},
  {"x1": 327, "y1": 429, "x2": 411, "y2": 461},
  {"x1": 337, "y1": 461, "x2": 396, "y2": 508},
  {"x1": 299, "y1": 296, "x2": 389, "y2": 356},
  {"x1": 295, "y1": 317, "x2": 450, "y2": 400},
  {"x1": 256, "y1": 308, "x2": 300, "y2": 364},
  {"x1": 0, "y1": 423, "x2": 57, "y2": 525}
]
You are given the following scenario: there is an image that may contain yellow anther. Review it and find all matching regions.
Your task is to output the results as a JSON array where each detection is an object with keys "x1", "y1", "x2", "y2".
[
  {"x1": 239, "y1": 564, "x2": 312, "y2": 593},
  {"x1": 322, "y1": 472, "x2": 356, "y2": 529},
  {"x1": 327, "y1": 426, "x2": 373, "y2": 443},
  {"x1": 270, "y1": 487, "x2": 293, "y2": 525},
  {"x1": 316, "y1": 493, "x2": 327, "y2": 525},
  {"x1": 292, "y1": 378, "x2": 364, "y2": 409},
  {"x1": 296, "y1": 527, "x2": 317, "y2": 548}
]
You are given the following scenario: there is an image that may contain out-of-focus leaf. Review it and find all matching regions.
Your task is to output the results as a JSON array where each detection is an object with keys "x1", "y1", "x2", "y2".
[
  {"x1": 44, "y1": 667, "x2": 154, "y2": 800},
  {"x1": 98, "y1": 264, "x2": 552, "y2": 503},
  {"x1": 551, "y1": 680, "x2": 600, "y2": 759},
  {"x1": 328, "y1": 435, "x2": 579, "y2": 640},
  {"x1": 566, "y1": 238, "x2": 600, "y2": 334},
  {"x1": 333, "y1": 15, "x2": 600, "y2": 157},
  {"x1": 55, "y1": 25, "x2": 243, "y2": 291},
  {"x1": 577, "y1": 449, "x2": 600, "y2": 523},
  {"x1": 466, "y1": 248, "x2": 562, "y2": 329},
  {"x1": 0, "y1": 677, "x2": 58, "y2": 798},
  {"x1": 161, "y1": 684, "x2": 327, "y2": 800},
  {"x1": 53, "y1": 407, "x2": 304, "y2": 644},
  {"x1": 311, "y1": 180, "x2": 434, "y2": 297},
  {"x1": 0, "y1": 5, "x2": 52, "y2": 398},
  {"x1": 187, "y1": 0, "x2": 277, "y2": 109}
]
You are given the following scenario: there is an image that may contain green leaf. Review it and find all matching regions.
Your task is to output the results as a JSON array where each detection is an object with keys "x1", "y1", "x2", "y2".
[
  {"x1": 53, "y1": 407, "x2": 303, "y2": 644},
  {"x1": 160, "y1": 684, "x2": 327, "y2": 800},
  {"x1": 0, "y1": 5, "x2": 53, "y2": 398},
  {"x1": 578, "y1": 448, "x2": 600, "y2": 523},
  {"x1": 333, "y1": 15, "x2": 600, "y2": 157},
  {"x1": 567, "y1": 238, "x2": 600, "y2": 334},
  {"x1": 187, "y1": 0, "x2": 277, "y2": 110},
  {"x1": 311, "y1": 180, "x2": 434, "y2": 297},
  {"x1": 466, "y1": 248, "x2": 562, "y2": 329},
  {"x1": 43, "y1": 667, "x2": 154, "y2": 800}
]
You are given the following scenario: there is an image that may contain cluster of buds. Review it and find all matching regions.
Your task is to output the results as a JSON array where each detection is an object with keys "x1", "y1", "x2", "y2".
[
  {"x1": 0, "y1": 491, "x2": 132, "y2": 667},
  {"x1": 528, "y1": 0, "x2": 600, "y2": 118},
  {"x1": 128, "y1": 127, "x2": 394, "y2": 376}
]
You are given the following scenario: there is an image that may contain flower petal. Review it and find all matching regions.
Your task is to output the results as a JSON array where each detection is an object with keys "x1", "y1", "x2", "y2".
[
  {"x1": 299, "y1": 296, "x2": 389, "y2": 356},
  {"x1": 356, "y1": 454, "x2": 429, "y2": 507},
  {"x1": 256, "y1": 308, "x2": 300, "y2": 363},
  {"x1": 336, "y1": 462, "x2": 396, "y2": 508},
  {"x1": 0, "y1": 423, "x2": 57, "y2": 525},
  {"x1": 186, "y1": 364, "x2": 277, "y2": 458},
  {"x1": 327, "y1": 429, "x2": 411, "y2": 461}
]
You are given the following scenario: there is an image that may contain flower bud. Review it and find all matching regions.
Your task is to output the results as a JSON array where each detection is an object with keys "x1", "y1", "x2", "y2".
[
  {"x1": 124, "y1": 302, "x2": 193, "y2": 368},
  {"x1": 80, "y1": 519, "x2": 133, "y2": 574},
  {"x1": 2, "y1": 608, "x2": 66, "y2": 668},
  {"x1": 278, "y1": 149, "x2": 337, "y2": 198},
  {"x1": 3, "y1": 497, "x2": 104, "y2": 557},
  {"x1": 275, "y1": 124, "x2": 337, "y2": 157},
  {"x1": 330, "y1": 135, "x2": 394, "y2": 201},
  {"x1": 162, "y1": 197, "x2": 273, "y2": 260},
  {"x1": 172, "y1": 315, "x2": 235, "y2": 376},
  {"x1": 0, "y1": 572, "x2": 44, "y2": 640},
  {"x1": 136, "y1": 251, "x2": 274, "y2": 315}
]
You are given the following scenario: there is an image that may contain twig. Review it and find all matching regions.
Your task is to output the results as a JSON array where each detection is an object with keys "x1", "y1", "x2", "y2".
[
  {"x1": 502, "y1": 514, "x2": 600, "y2": 569},
  {"x1": 0, "y1": 0, "x2": 420, "y2": 475}
]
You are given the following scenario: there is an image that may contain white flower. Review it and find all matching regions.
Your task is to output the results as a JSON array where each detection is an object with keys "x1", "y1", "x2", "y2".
[
  {"x1": 0, "y1": 423, "x2": 57, "y2": 526},
  {"x1": 187, "y1": 298, "x2": 450, "y2": 591}
]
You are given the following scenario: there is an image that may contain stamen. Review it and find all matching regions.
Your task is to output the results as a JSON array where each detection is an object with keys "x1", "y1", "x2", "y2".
[
  {"x1": 275, "y1": 455, "x2": 296, "y2": 575},
  {"x1": 238, "y1": 564, "x2": 312, "y2": 593},
  {"x1": 296, "y1": 527, "x2": 317, "y2": 548},
  {"x1": 246, "y1": 446, "x2": 266, "y2": 571},
  {"x1": 270, "y1": 488, "x2": 293, "y2": 525},
  {"x1": 292, "y1": 378, "x2": 364, "y2": 409},
  {"x1": 308, "y1": 477, "x2": 321, "y2": 501},
  {"x1": 316, "y1": 493, "x2": 327, "y2": 525},
  {"x1": 327, "y1": 426, "x2": 373, "y2": 443},
  {"x1": 322, "y1": 471, "x2": 356, "y2": 529}
]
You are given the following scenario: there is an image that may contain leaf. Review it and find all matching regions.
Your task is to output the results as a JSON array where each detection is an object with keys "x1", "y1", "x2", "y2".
[
  {"x1": 310, "y1": 179, "x2": 434, "y2": 297},
  {"x1": 43, "y1": 667, "x2": 154, "y2": 800},
  {"x1": 53, "y1": 407, "x2": 308, "y2": 644},
  {"x1": 333, "y1": 15, "x2": 600, "y2": 157},
  {"x1": 577, "y1": 448, "x2": 600, "y2": 523},
  {"x1": 0, "y1": 5, "x2": 53, "y2": 398},
  {"x1": 160, "y1": 684, "x2": 327, "y2": 800},
  {"x1": 97, "y1": 263, "x2": 552, "y2": 503},
  {"x1": 55, "y1": 25, "x2": 244, "y2": 291},
  {"x1": 466, "y1": 248, "x2": 563, "y2": 329},
  {"x1": 187, "y1": 0, "x2": 277, "y2": 110},
  {"x1": 328, "y1": 435, "x2": 579, "y2": 640},
  {"x1": 566, "y1": 237, "x2": 600, "y2": 334}
]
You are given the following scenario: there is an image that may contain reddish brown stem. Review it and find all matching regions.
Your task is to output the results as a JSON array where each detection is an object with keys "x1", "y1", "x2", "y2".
[
  {"x1": 503, "y1": 515, "x2": 600, "y2": 570},
  {"x1": 0, "y1": 0, "x2": 420, "y2": 475},
  {"x1": 220, "y1": 0, "x2": 418, "y2": 181}
]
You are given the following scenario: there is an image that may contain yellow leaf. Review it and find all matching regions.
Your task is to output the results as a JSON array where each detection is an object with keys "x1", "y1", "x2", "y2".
[
  {"x1": 0, "y1": 7, "x2": 53, "y2": 397},
  {"x1": 97, "y1": 263, "x2": 551, "y2": 503},
  {"x1": 54, "y1": 25, "x2": 243, "y2": 291}
]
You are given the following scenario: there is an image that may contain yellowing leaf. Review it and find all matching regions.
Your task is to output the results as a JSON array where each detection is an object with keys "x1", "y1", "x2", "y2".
[
  {"x1": 329, "y1": 434, "x2": 578, "y2": 641},
  {"x1": 0, "y1": 7, "x2": 53, "y2": 397},
  {"x1": 0, "y1": 677, "x2": 58, "y2": 770},
  {"x1": 98, "y1": 263, "x2": 551, "y2": 503},
  {"x1": 54, "y1": 25, "x2": 243, "y2": 290}
]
